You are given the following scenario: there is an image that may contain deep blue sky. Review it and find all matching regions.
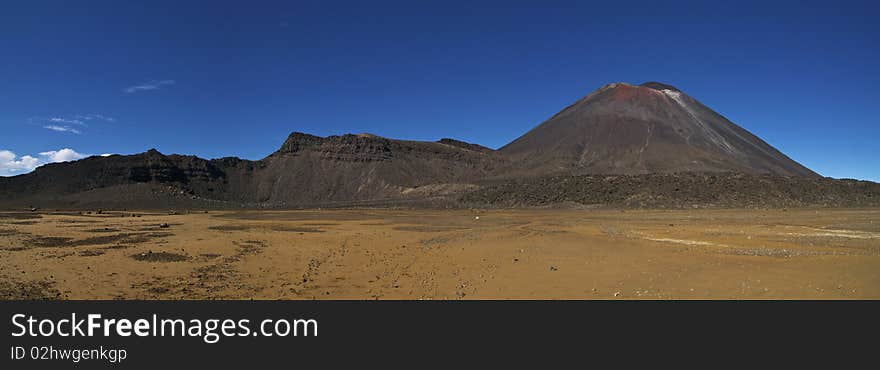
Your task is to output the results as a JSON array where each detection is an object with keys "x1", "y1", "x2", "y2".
[{"x1": 1, "y1": 0, "x2": 877, "y2": 180}]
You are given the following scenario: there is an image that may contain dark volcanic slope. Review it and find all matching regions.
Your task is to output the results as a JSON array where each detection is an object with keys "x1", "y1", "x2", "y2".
[
  {"x1": 500, "y1": 82, "x2": 818, "y2": 177},
  {"x1": 0, "y1": 149, "x2": 256, "y2": 208},
  {"x1": 0, "y1": 133, "x2": 504, "y2": 208},
  {"x1": 461, "y1": 173, "x2": 880, "y2": 208},
  {"x1": 246, "y1": 133, "x2": 505, "y2": 205}
]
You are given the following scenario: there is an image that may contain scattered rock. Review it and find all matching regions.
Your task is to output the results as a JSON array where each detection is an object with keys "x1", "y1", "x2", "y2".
[
  {"x1": 0, "y1": 279, "x2": 61, "y2": 300},
  {"x1": 78, "y1": 250, "x2": 105, "y2": 257},
  {"x1": 131, "y1": 251, "x2": 188, "y2": 262}
]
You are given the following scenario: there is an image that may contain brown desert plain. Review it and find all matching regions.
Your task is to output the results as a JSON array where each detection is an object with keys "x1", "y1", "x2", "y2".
[{"x1": 1, "y1": 208, "x2": 878, "y2": 300}]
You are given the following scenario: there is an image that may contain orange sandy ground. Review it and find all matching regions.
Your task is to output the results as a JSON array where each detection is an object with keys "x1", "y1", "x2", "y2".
[{"x1": 1, "y1": 208, "x2": 878, "y2": 299}]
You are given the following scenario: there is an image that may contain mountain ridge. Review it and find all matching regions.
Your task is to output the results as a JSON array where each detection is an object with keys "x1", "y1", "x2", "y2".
[{"x1": 2, "y1": 81, "x2": 869, "y2": 210}]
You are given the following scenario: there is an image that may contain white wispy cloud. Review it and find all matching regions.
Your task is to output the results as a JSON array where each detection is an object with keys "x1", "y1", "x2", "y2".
[
  {"x1": 0, "y1": 148, "x2": 90, "y2": 176},
  {"x1": 124, "y1": 79, "x2": 175, "y2": 93},
  {"x1": 49, "y1": 117, "x2": 85, "y2": 125},
  {"x1": 43, "y1": 125, "x2": 82, "y2": 134},
  {"x1": 30, "y1": 114, "x2": 116, "y2": 135},
  {"x1": 74, "y1": 114, "x2": 116, "y2": 122}
]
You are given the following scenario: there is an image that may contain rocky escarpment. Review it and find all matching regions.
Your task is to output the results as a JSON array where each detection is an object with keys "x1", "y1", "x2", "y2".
[
  {"x1": 250, "y1": 132, "x2": 506, "y2": 206},
  {"x1": 0, "y1": 133, "x2": 505, "y2": 208}
]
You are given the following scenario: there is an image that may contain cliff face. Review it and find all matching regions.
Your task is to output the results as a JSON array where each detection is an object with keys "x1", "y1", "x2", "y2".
[
  {"x1": 250, "y1": 132, "x2": 506, "y2": 206},
  {"x1": 0, "y1": 133, "x2": 504, "y2": 208}
]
